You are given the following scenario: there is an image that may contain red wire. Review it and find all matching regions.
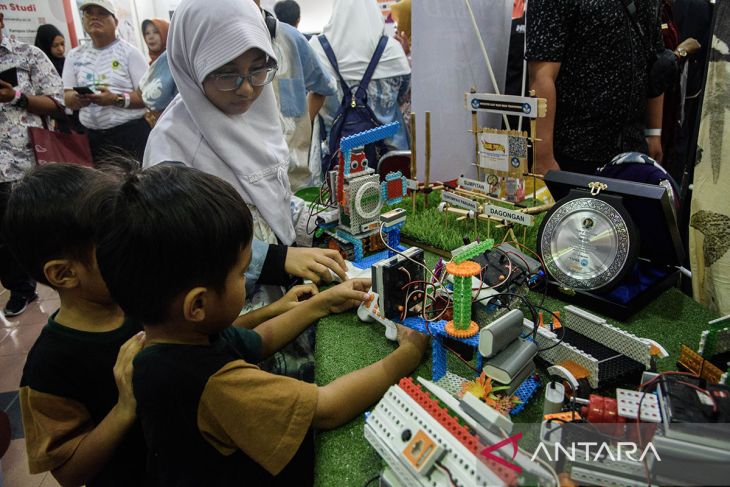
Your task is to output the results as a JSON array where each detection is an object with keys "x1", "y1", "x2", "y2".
[
  {"x1": 639, "y1": 370, "x2": 698, "y2": 390},
  {"x1": 401, "y1": 279, "x2": 432, "y2": 290},
  {"x1": 505, "y1": 251, "x2": 530, "y2": 272},
  {"x1": 676, "y1": 380, "x2": 718, "y2": 412},
  {"x1": 512, "y1": 241, "x2": 546, "y2": 271},
  {"x1": 635, "y1": 370, "x2": 706, "y2": 487}
]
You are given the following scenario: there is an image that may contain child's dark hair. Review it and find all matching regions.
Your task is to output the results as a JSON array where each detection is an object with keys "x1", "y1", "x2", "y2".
[
  {"x1": 3, "y1": 164, "x2": 113, "y2": 286},
  {"x1": 95, "y1": 164, "x2": 254, "y2": 325},
  {"x1": 274, "y1": 0, "x2": 300, "y2": 27}
]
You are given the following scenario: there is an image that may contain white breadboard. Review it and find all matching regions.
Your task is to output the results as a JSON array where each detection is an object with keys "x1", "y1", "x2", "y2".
[
  {"x1": 365, "y1": 384, "x2": 510, "y2": 486},
  {"x1": 616, "y1": 389, "x2": 661, "y2": 423}
]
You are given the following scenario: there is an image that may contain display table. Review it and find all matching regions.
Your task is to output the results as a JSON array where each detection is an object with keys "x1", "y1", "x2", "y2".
[{"x1": 313, "y1": 286, "x2": 718, "y2": 487}]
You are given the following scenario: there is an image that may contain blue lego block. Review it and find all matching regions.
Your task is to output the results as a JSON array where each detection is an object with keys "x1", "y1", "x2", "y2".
[
  {"x1": 429, "y1": 320, "x2": 480, "y2": 349},
  {"x1": 341, "y1": 123, "x2": 399, "y2": 177},
  {"x1": 402, "y1": 316, "x2": 431, "y2": 334},
  {"x1": 510, "y1": 375, "x2": 541, "y2": 415},
  {"x1": 399, "y1": 317, "x2": 481, "y2": 381},
  {"x1": 351, "y1": 246, "x2": 407, "y2": 269},
  {"x1": 433, "y1": 338, "x2": 448, "y2": 382},
  {"x1": 340, "y1": 122, "x2": 400, "y2": 154},
  {"x1": 382, "y1": 222, "x2": 405, "y2": 235},
  {"x1": 387, "y1": 228, "x2": 401, "y2": 255},
  {"x1": 336, "y1": 230, "x2": 364, "y2": 262},
  {"x1": 381, "y1": 222, "x2": 404, "y2": 256}
]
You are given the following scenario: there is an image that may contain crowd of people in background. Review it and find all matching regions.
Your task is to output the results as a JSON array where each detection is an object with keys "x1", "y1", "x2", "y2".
[
  {"x1": 0, "y1": 0, "x2": 716, "y2": 484},
  {"x1": 0, "y1": 0, "x2": 711, "y2": 345}
]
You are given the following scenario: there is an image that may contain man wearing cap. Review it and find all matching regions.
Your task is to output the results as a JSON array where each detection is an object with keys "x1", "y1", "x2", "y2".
[
  {"x1": 0, "y1": 12, "x2": 64, "y2": 316},
  {"x1": 63, "y1": 0, "x2": 150, "y2": 162}
]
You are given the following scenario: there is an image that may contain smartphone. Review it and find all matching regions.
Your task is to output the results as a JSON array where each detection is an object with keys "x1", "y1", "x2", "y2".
[
  {"x1": 73, "y1": 86, "x2": 96, "y2": 95},
  {"x1": 0, "y1": 67, "x2": 18, "y2": 87}
]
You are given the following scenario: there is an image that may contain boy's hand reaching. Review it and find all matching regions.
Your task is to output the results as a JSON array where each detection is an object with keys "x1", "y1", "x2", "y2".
[
  {"x1": 113, "y1": 331, "x2": 145, "y2": 420},
  {"x1": 285, "y1": 247, "x2": 348, "y2": 284},
  {"x1": 316, "y1": 278, "x2": 371, "y2": 314},
  {"x1": 275, "y1": 283, "x2": 319, "y2": 314},
  {"x1": 396, "y1": 324, "x2": 429, "y2": 363}
]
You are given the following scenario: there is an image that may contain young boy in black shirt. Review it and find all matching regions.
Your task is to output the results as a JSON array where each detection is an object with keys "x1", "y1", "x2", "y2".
[
  {"x1": 94, "y1": 165, "x2": 429, "y2": 486},
  {"x1": 4, "y1": 164, "x2": 149, "y2": 486}
]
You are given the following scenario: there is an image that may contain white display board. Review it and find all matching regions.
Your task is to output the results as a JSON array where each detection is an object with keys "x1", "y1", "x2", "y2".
[
  {"x1": 412, "y1": 0, "x2": 511, "y2": 182},
  {"x1": 0, "y1": 0, "x2": 74, "y2": 46}
]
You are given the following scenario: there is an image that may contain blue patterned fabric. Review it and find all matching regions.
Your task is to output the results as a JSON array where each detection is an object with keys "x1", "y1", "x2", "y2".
[{"x1": 139, "y1": 51, "x2": 178, "y2": 112}]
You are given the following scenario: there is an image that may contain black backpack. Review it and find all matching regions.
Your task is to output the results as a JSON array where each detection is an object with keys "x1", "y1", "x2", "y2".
[{"x1": 319, "y1": 34, "x2": 389, "y2": 174}]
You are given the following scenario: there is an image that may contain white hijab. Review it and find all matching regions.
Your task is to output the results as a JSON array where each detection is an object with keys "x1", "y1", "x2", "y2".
[
  {"x1": 143, "y1": 0, "x2": 295, "y2": 245},
  {"x1": 309, "y1": 0, "x2": 411, "y2": 82}
]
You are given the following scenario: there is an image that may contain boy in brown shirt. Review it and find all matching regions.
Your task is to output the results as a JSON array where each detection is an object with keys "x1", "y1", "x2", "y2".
[{"x1": 94, "y1": 165, "x2": 429, "y2": 485}]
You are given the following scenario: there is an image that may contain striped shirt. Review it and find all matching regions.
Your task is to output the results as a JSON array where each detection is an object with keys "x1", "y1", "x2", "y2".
[{"x1": 62, "y1": 39, "x2": 147, "y2": 130}]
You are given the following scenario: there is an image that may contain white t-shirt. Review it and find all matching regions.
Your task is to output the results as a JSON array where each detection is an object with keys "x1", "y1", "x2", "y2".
[{"x1": 62, "y1": 39, "x2": 147, "y2": 130}]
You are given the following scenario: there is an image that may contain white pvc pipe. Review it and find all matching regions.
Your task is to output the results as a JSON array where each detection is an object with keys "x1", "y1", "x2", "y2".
[
  {"x1": 464, "y1": 0, "x2": 511, "y2": 130},
  {"x1": 518, "y1": 0, "x2": 528, "y2": 132}
]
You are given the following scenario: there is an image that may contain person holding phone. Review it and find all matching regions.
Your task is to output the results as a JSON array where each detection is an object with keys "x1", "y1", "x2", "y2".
[
  {"x1": 0, "y1": 12, "x2": 64, "y2": 316},
  {"x1": 63, "y1": 0, "x2": 150, "y2": 163}
]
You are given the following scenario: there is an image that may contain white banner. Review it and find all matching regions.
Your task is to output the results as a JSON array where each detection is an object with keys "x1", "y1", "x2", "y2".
[
  {"x1": 412, "y1": 0, "x2": 511, "y2": 182},
  {"x1": 484, "y1": 205, "x2": 534, "y2": 226},
  {"x1": 442, "y1": 191, "x2": 479, "y2": 212},
  {"x1": 1, "y1": 0, "x2": 73, "y2": 46}
]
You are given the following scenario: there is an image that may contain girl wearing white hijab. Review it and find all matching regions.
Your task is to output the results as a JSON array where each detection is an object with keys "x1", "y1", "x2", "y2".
[
  {"x1": 144, "y1": 0, "x2": 346, "y2": 287},
  {"x1": 144, "y1": 0, "x2": 349, "y2": 381},
  {"x1": 310, "y1": 0, "x2": 412, "y2": 154}
]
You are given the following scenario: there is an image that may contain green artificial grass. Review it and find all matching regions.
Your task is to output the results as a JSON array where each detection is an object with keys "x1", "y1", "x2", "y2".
[
  {"x1": 313, "y1": 251, "x2": 719, "y2": 486},
  {"x1": 390, "y1": 190, "x2": 546, "y2": 252}
]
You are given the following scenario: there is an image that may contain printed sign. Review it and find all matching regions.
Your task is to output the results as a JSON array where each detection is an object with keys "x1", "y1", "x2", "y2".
[
  {"x1": 442, "y1": 191, "x2": 479, "y2": 212},
  {"x1": 467, "y1": 93, "x2": 540, "y2": 119},
  {"x1": 406, "y1": 179, "x2": 419, "y2": 190},
  {"x1": 484, "y1": 205, "x2": 534, "y2": 226},
  {"x1": 479, "y1": 132, "x2": 510, "y2": 172},
  {"x1": 458, "y1": 176, "x2": 488, "y2": 194},
  {"x1": 1, "y1": 0, "x2": 74, "y2": 46}
]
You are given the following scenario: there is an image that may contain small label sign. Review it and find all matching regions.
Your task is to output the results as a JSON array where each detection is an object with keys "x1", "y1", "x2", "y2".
[
  {"x1": 406, "y1": 179, "x2": 419, "y2": 190},
  {"x1": 484, "y1": 205, "x2": 534, "y2": 226},
  {"x1": 467, "y1": 93, "x2": 539, "y2": 119},
  {"x1": 442, "y1": 191, "x2": 479, "y2": 212},
  {"x1": 458, "y1": 176, "x2": 489, "y2": 194}
]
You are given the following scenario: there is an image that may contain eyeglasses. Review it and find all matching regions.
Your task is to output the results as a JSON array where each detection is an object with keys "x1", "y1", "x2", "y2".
[{"x1": 207, "y1": 65, "x2": 278, "y2": 92}]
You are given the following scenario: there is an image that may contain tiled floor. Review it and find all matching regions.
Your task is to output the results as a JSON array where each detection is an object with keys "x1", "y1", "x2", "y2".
[{"x1": 1, "y1": 283, "x2": 61, "y2": 487}]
